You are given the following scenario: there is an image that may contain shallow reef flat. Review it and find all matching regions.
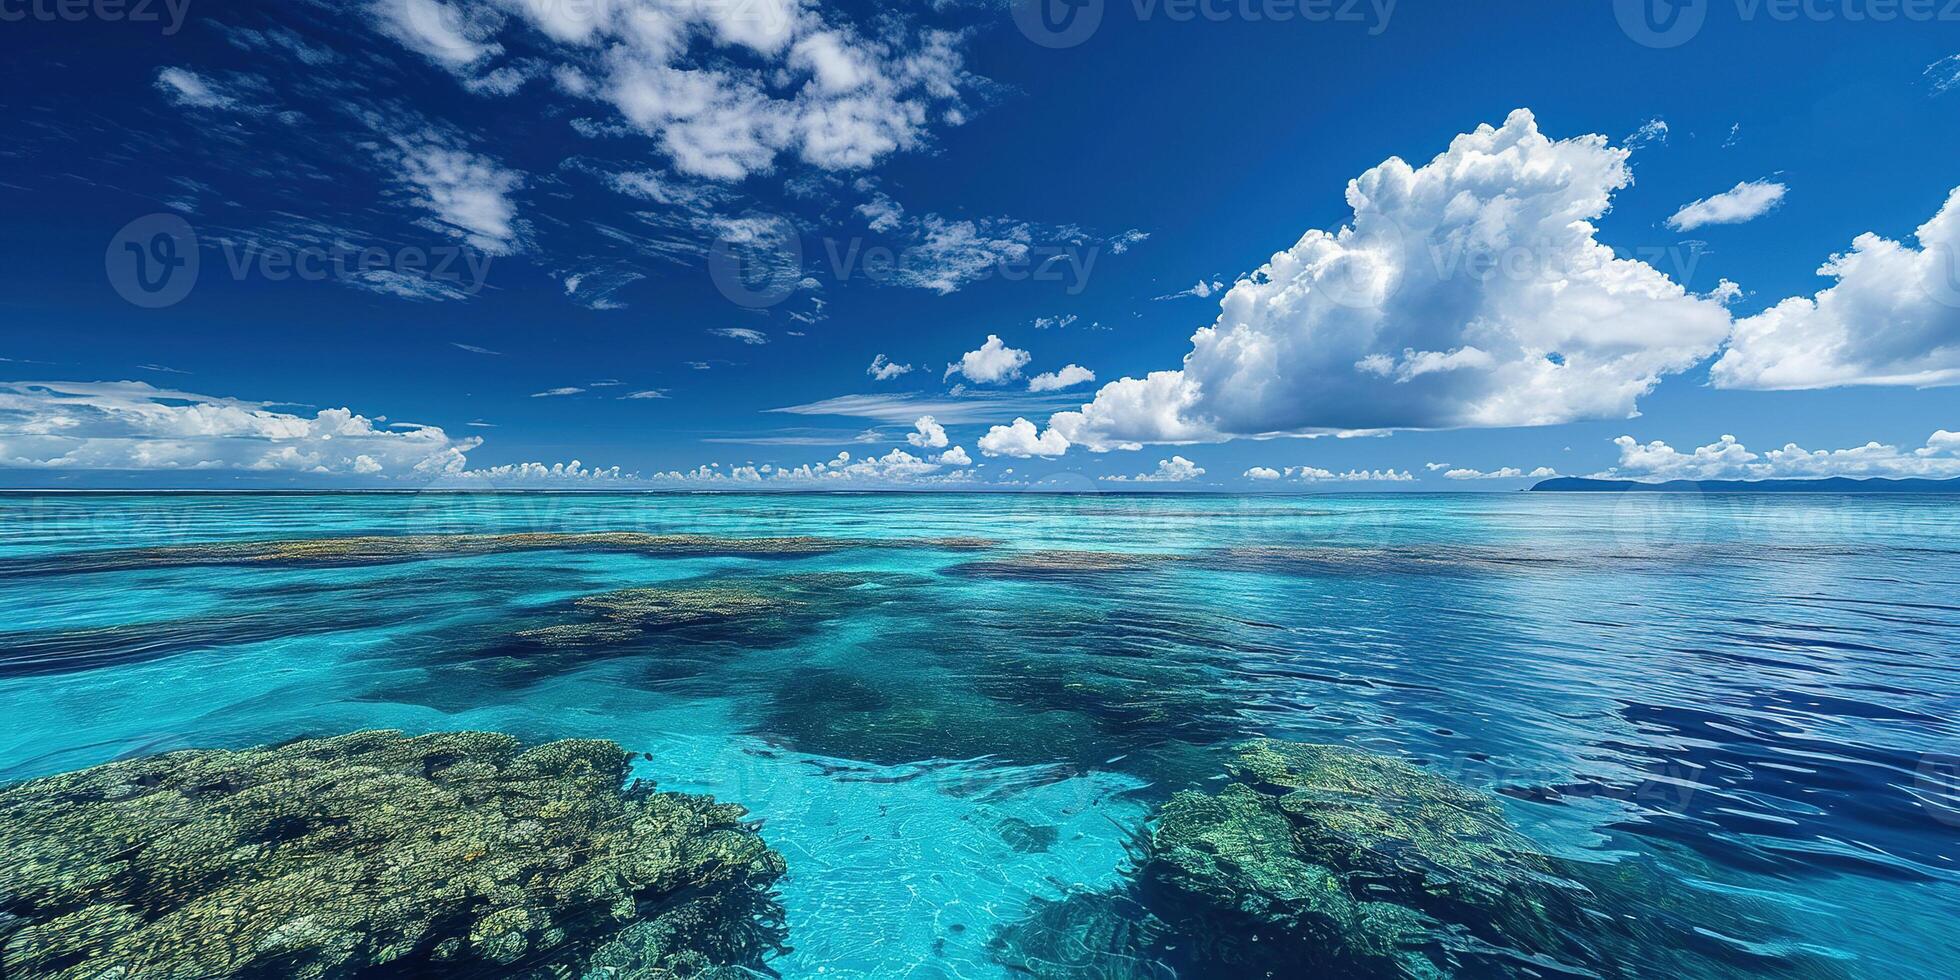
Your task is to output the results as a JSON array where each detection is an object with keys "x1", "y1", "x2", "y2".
[
  {"x1": 0, "y1": 531, "x2": 996, "y2": 576},
  {"x1": 943, "y1": 550, "x2": 1187, "y2": 581},
  {"x1": 0, "y1": 730, "x2": 787, "y2": 980},
  {"x1": 994, "y1": 739, "x2": 1851, "y2": 979},
  {"x1": 519, "y1": 571, "x2": 926, "y2": 649}
]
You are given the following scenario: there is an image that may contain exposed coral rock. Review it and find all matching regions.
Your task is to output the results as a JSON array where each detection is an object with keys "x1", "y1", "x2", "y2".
[
  {"x1": 0, "y1": 730, "x2": 786, "y2": 980},
  {"x1": 995, "y1": 739, "x2": 1850, "y2": 980}
]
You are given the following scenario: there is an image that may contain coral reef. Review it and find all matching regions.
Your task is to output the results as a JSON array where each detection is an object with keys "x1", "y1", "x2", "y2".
[
  {"x1": 994, "y1": 739, "x2": 1850, "y2": 979},
  {"x1": 0, "y1": 730, "x2": 786, "y2": 980}
]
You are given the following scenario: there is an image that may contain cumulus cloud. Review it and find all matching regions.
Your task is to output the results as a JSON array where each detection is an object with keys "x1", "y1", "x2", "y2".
[
  {"x1": 365, "y1": 0, "x2": 976, "y2": 182},
  {"x1": 710, "y1": 327, "x2": 770, "y2": 345},
  {"x1": 905, "y1": 414, "x2": 948, "y2": 449},
  {"x1": 1028, "y1": 109, "x2": 1735, "y2": 455},
  {"x1": 867, "y1": 354, "x2": 913, "y2": 380},
  {"x1": 1244, "y1": 466, "x2": 1282, "y2": 480},
  {"x1": 978, "y1": 417, "x2": 1069, "y2": 458},
  {"x1": 1028, "y1": 364, "x2": 1096, "y2": 392},
  {"x1": 1103, "y1": 456, "x2": 1205, "y2": 483},
  {"x1": 1666, "y1": 179, "x2": 1788, "y2": 232},
  {"x1": 1443, "y1": 466, "x2": 1558, "y2": 480},
  {"x1": 1279, "y1": 466, "x2": 1416, "y2": 483},
  {"x1": 1599, "y1": 431, "x2": 1960, "y2": 481},
  {"x1": 0, "y1": 381, "x2": 475, "y2": 478},
  {"x1": 1713, "y1": 186, "x2": 1960, "y2": 389},
  {"x1": 946, "y1": 335, "x2": 1031, "y2": 384},
  {"x1": 649, "y1": 447, "x2": 972, "y2": 486}
]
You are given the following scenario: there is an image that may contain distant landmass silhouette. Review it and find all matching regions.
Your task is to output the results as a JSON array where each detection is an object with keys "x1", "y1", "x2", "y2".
[{"x1": 1532, "y1": 476, "x2": 1960, "y2": 494}]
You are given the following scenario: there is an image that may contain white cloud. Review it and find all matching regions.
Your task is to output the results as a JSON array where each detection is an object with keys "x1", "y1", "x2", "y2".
[
  {"x1": 1244, "y1": 466, "x2": 1282, "y2": 480},
  {"x1": 451, "y1": 342, "x2": 502, "y2": 355},
  {"x1": 772, "y1": 392, "x2": 1072, "y2": 426},
  {"x1": 978, "y1": 417, "x2": 1069, "y2": 458},
  {"x1": 1282, "y1": 466, "x2": 1416, "y2": 483},
  {"x1": 530, "y1": 387, "x2": 584, "y2": 397},
  {"x1": 620, "y1": 389, "x2": 669, "y2": 400},
  {"x1": 1103, "y1": 455, "x2": 1205, "y2": 483},
  {"x1": 905, "y1": 415, "x2": 948, "y2": 449},
  {"x1": 1029, "y1": 109, "x2": 1735, "y2": 455},
  {"x1": 710, "y1": 327, "x2": 770, "y2": 345},
  {"x1": 1155, "y1": 279, "x2": 1225, "y2": 301},
  {"x1": 154, "y1": 68, "x2": 259, "y2": 112},
  {"x1": 946, "y1": 335, "x2": 1031, "y2": 384},
  {"x1": 867, "y1": 354, "x2": 913, "y2": 380},
  {"x1": 1443, "y1": 466, "x2": 1558, "y2": 480},
  {"x1": 1599, "y1": 431, "x2": 1960, "y2": 481},
  {"x1": 560, "y1": 266, "x2": 645, "y2": 310},
  {"x1": 1028, "y1": 364, "x2": 1096, "y2": 392},
  {"x1": 0, "y1": 381, "x2": 476, "y2": 478},
  {"x1": 936, "y1": 445, "x2": 971, "y2": 466},
  {"x1": 857, "y1": 191, "x2": 905, "y2": 232},
  {"x1": 1713, "y1": 186, "x2": 1960, "y2": 390},
  {"x1": 650, "y1": 448, "x2": 968, "y2": 486},
  {"x1": 1625, "y1": 118, "x2": 1669, "y2": 150},
  {"x1": 388, "y1": 132, "x2": 527, "y2": 255},
  {"x1": 1666, "y1": 179, "x2": 1788, "y2": 232},
  {"x1": 370, "y1": 0, "x2": 502, "y2": 68},
  {"x1": 896, "y1": 216, "x2": 1033, "y2": 295},
  {"x1": 368, "y1": 1, "x2": 975, "y2": 182},
  {"x1": 1034, "y1": 314, "x2": 1079, "y2": 330},
  {"x1": 1928, "y1": 55, "x2": 1960, "y2": 95}
]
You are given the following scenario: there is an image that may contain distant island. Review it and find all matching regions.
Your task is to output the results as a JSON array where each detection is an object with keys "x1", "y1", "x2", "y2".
[{"x1": 1532, "y1": 476, "x2": 1960, "y2": 494}]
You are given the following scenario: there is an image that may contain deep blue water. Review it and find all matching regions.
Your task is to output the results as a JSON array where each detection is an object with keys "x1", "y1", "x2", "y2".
[{"x1": 1, "y1": 492, "x2": 1956, "y2": 978}]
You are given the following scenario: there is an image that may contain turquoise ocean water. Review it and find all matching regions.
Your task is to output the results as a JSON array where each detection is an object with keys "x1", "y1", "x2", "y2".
[{"x1": 1, "y1": 492, "x2": 1956, "y2": 978}]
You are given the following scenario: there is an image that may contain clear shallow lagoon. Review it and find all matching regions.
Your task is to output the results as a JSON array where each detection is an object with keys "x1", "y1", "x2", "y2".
[{"x1": 2, "y1": 492, "x2": 1957, "y2": 978}]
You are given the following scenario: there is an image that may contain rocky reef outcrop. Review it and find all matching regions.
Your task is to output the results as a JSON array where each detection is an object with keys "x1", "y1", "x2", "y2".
[
  {"x1": 0, "y1": 730, "x2": 787, "y2": 979},
  {"x1": 996, "y1": 739, "x2": 1848, "y2": 979}
]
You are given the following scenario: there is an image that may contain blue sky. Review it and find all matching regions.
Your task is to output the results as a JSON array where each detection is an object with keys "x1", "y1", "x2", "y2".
[{"x1": 1, "y1": 0, "x2": 1957, "y2": 489}]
